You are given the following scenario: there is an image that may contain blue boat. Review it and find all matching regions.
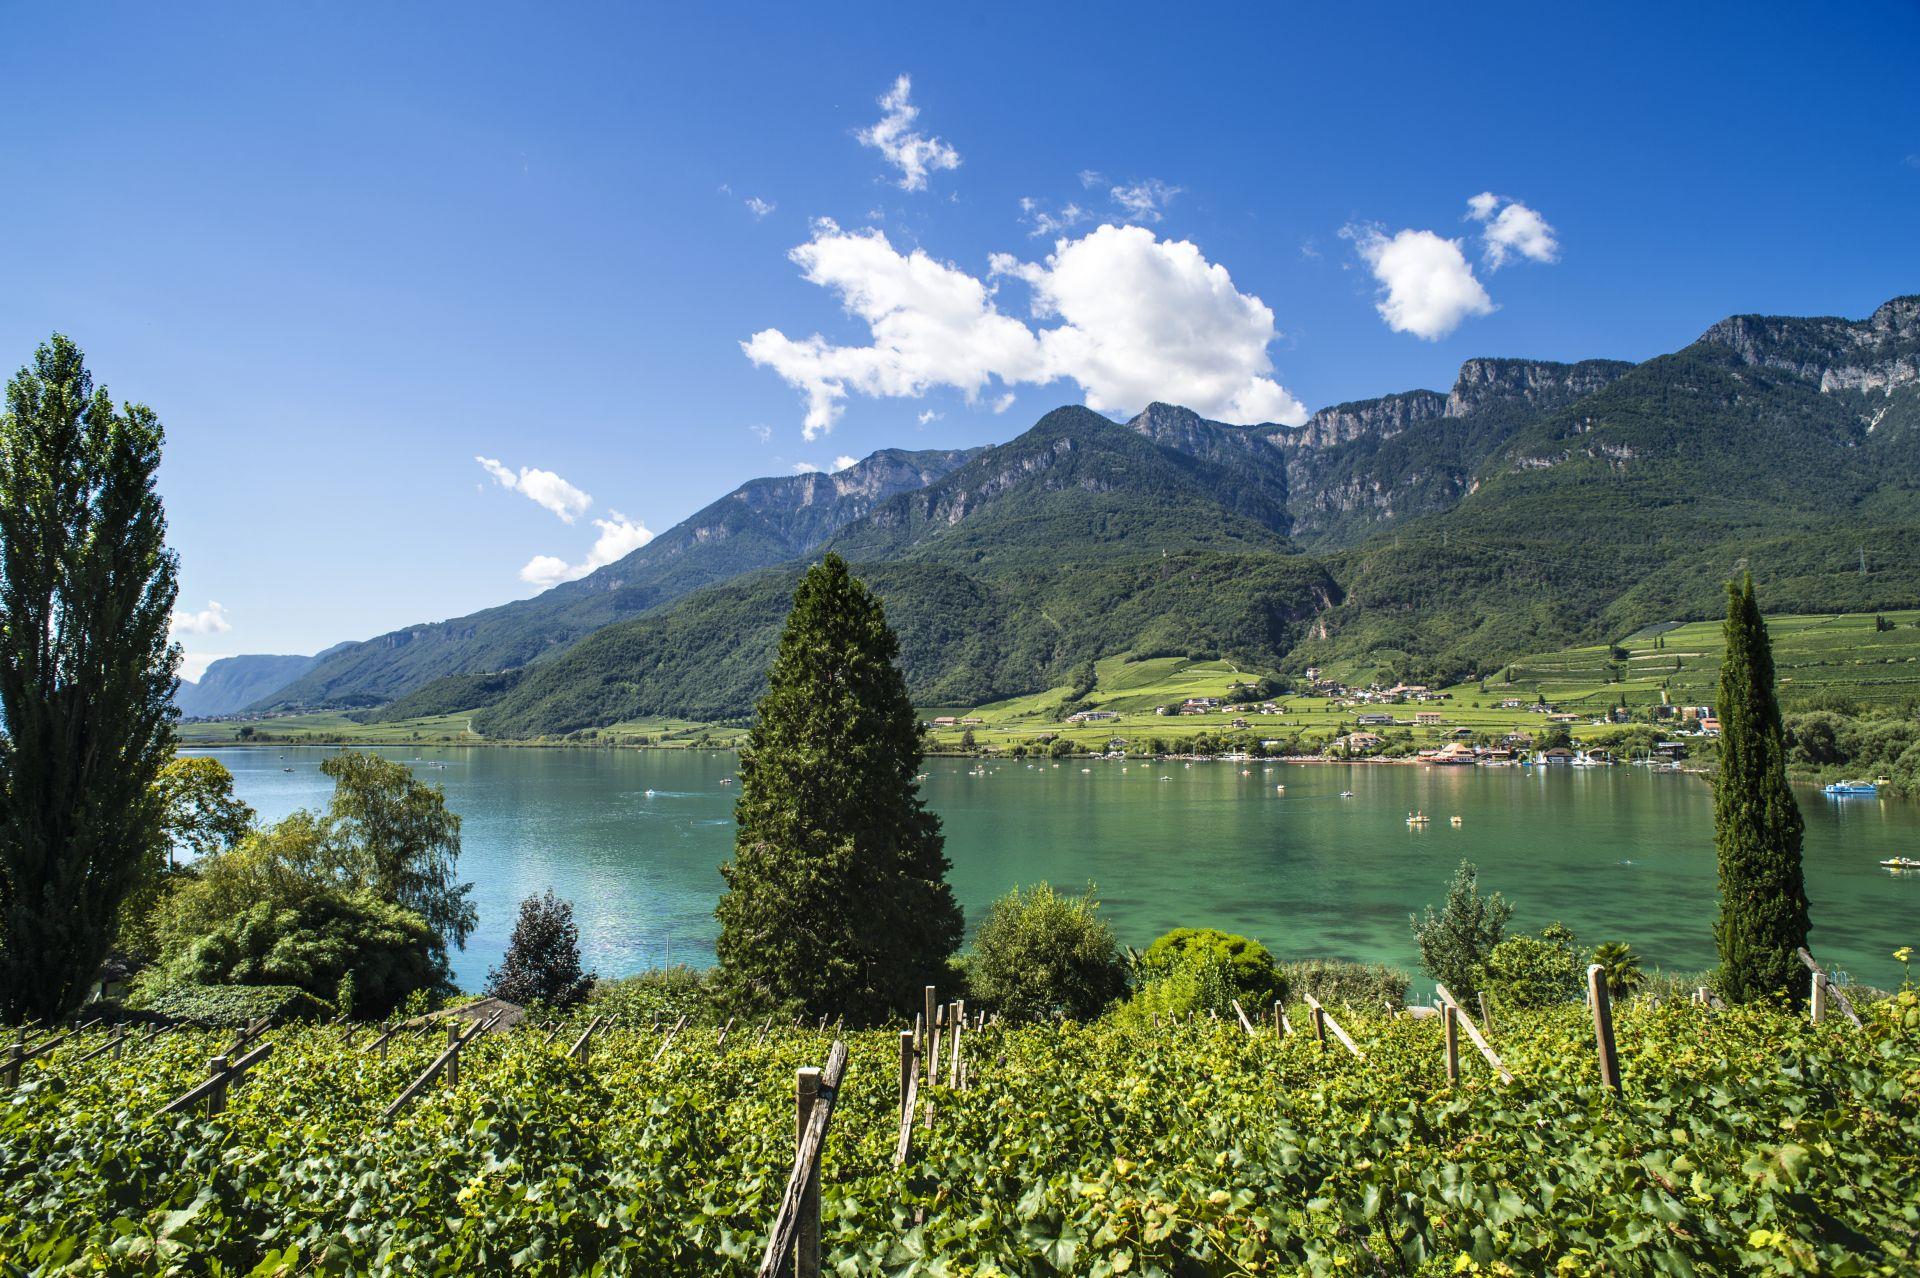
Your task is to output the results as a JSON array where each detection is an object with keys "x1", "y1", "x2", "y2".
[{"x1": 1824, "y1": 780, "x2": 1878, "y2": 796}]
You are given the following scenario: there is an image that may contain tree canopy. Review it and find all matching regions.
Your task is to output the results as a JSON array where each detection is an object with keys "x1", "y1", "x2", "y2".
[
  {"x1": 0, "y1": 336, "x2": 179, "y2": 1021},
  {"x1": 714, "y1": 554, "x2": 962, "y2": 1023}
]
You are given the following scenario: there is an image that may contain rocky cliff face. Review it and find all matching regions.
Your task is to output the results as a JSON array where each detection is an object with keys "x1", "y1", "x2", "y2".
[
  {"x1": 1268, "y1": 390, "x2": 1447, "y2": 451},
  {"x1": 1699, "y1": 296, "x2": 1920, "y2": 396},
  {"x1": 1444, "y1": 358, "x2": 1633, "y2": 416}
]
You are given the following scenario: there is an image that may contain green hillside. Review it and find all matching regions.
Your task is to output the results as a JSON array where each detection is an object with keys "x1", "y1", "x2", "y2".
[{"x1": 1477, "y1": 608, "x2": 1920, "y2": 711}]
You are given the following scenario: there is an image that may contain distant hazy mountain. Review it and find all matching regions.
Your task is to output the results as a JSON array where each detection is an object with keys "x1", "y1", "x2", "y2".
[
  {"x1": 251, "y1": 294, "x2": 1920, "y2": 732},
  {"x1": 253, "y1": 445, "x2": 980, "y2": 710},
  {"x1": 175, "y1": 652, "x2": 324, "y2": 718}
]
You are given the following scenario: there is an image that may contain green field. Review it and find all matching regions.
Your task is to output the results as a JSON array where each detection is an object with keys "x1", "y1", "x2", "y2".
[
  {"x1": 1481, "y1": 609, "x2": 1920, "y2": 712},
  {"x1": 176, "y1": 710, "x2": 745, "y2": 750}
]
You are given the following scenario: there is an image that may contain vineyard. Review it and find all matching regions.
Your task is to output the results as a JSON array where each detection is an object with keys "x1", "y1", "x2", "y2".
[{"x1": 2, "y1": 990, "x2": 1917, "y2": 1276}]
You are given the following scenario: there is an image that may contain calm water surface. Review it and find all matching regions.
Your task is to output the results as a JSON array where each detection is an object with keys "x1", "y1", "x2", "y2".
[{"x1": 186, "y1": 746, "x2": 1920, "y2": 993}]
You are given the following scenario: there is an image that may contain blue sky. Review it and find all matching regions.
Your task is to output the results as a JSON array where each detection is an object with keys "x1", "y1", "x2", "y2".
[{"x1": 3, "y1": 2, "x2": 1916, "y2": 676}]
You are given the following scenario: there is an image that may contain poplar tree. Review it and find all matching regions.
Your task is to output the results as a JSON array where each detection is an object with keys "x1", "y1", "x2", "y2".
[
  {"x1": 0, "y1": 336, "x2": 179, "y2": 1021},
  {"x1": 1712, "y1": 574, "x2": 1810, "y2": 1003},
  {"x1": 715, "y1": 555, "x2": 962, "y2": 1023}
]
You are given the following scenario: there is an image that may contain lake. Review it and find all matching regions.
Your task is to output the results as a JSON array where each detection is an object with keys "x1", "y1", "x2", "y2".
[{"x1": 185, "y1": 746, "x2": 1920, "y2": 994}]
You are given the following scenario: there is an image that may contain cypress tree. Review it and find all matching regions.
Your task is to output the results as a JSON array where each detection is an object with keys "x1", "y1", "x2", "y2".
[
  {"x1": 715, "y1": 554, "x2": 962, "y2": 1023},
  {"x1": 1712, "y1": 574, "x2": 1810, "y2": 1003},
  {"x1": 0, "y1": 336, "x2": 179, "y2": 1021}
]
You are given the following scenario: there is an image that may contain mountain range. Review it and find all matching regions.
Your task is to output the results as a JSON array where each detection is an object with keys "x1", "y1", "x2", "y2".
[{"x1": 209, "y1": 295, "x2": 1920, "y2": 734}]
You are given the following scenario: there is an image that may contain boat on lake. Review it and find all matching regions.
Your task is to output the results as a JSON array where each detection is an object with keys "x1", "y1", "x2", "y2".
[
  {"x1": 1880, "y1": 856, "x2": 1920, "y2": 871},
  {"x1": 1825, "y1": 780, "x2": 1878, "y2": 796},
  {"x1": 1407, "y1": 811, "x2": 1430, "y2": 826}
]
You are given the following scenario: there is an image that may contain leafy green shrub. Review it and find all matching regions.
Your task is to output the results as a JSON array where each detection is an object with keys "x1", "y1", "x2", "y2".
[
  {"x1": 588, "y1": 965, "x2": 718, "y2": 1026},
  {"x1": 1277, "y1": 959, "x2": 1409, "y2": 1010},
  {"x1": 485, "y1": 890, "x2": 596, "y2": 1009},
  {"x1": 1481, "y1": 931, "x2": 1583, "y2": 1015},
  {"x1": 131, "y1": 981, "x2": 330, "y2": 1027},
  {"x1": 964, "y1": 884, "x2": 1127, "y2": 1022},
  {"x1": 160, "y1": 890, "x2": 450, "y2": 1017},
  {"x1": 1137, "y1": 927, "x2": 1285, "y2": 1007},
  {"x1": 1410, "y1": 859, "x2": 1511, "y2": 1003},
  {"x1": 1122, "y1": 949, "x2": 1244, "y2": 1023}
]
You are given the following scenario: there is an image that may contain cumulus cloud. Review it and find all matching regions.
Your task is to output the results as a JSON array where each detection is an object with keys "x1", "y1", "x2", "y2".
[
  {"x1": 518, "y1": 514, "x2": 653, "y2": 587},
  {"x1": 1108, "y1": 178, "x2": 1182, "y2": 223},
  {"x1": 858, "y1": 75, "x2": 960, "y2": 191},
  {"x1": 1019, "y1": 197, "x2": 1088, "y2": 238},
  {"x1": 792, "y1": 461, "x2": 821, "y2": 474},
  {"x1": 476, "y1": 456, "x2": 592, "y2": 523},
  {"x1": 832, "y1": 454, "x2": 858, "y2": 472},
  {"x1": 171, "y1": 600, "x2": 232, "y2": 637},
  {"x1": 743, "y1": 220, "x2": 1305, "y2": 434},
  {"x1": 1342, "y1": 223, "x2": 1495, "y2": 341},
  {"x1": 1467, "y1": 192, "x2": 1559, "y2": 268},
  {"x1": 745, "y1": 196, "x2": 776, "y2": 219},
  {"x1": 917, "y1": 409, "x2": 942, "y2": 425}
]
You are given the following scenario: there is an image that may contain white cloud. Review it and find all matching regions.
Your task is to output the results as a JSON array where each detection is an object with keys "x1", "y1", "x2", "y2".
[
  {"x1": 745, "y1": 196, "x2": 775, "y2": 220},
  {"x1": 170, "y1": 600, "x2": 232, "y2": 638},
  {"x1": 792, "y1": 461, "x2": 821, "y2": 474},
  {"x1": 178, "y1": 651, "x2": 223, "y2": 682},
  {"x1": 1077, "y1": 169, "x2": 1104, "y2": 189},
  {"x1": 476, "y1": 456, "x2": 592, "y2": 523},
  {"x1": 1466, "y1": 192, "x2": 1559, "y2": 268},
  {"x1": 1108, "y1": 178, "x2": 1182, "y2": 223},
  {"x1": 744, "y1": 220, "x2": 1307, "y2": 433},
  {"x1": 518, "y1": 513, "x2": 654, "y2": 587},
  {"x1": 1019, "y1": 197, "x2": 1088, "y2": 238},
  {"x1": 917, "y1": 409, "x2": 942, "y2": 425},
  {"x1": 1342, "y1": 223, "x2": 1494, "y2": 341},
  {"x1": 831, "y1": 454, "x2": 858, "y2": 472},
  {"x1": 857, "y1": 75, "x2": 960, "y2": 192},
  {"x1": 749, "y1": 423, "x2": 773, "y2": 443}
]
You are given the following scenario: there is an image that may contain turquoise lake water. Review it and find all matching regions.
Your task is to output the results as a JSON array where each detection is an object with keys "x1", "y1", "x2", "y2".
[{"x1": 185, "y1": 746, "x2": 1920, "y2": 994}]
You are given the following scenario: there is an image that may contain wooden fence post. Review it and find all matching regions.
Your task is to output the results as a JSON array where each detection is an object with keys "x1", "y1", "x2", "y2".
[
  {"x1": 1434, "y1": 984, "x2": 1514, "y2": 1083},
  {"x1": 1810, "y1": 974, "x2": 1827, "y2": 1025},
  {"x1": 922, "y1": 986, "x2": 936, "y2": 1054},
  {"x1": 1310, "y1": 1002, "x2": 1326, "y2": 1048},
  {"x1": 948, "y1": 1001, "x2": 964, "y2": 1089},
  {"x1": 897, "y1": 1031, "x2": 914, "y2": 1118},
  {"x1": 1231, "y1": 999, "x2": 1256, "y2": 1035},
  {"x1": 207, "y1": 1055, "x2": 231, "y2": 1116},
  {"x1": 1587, "y1": 964, "x2": 1620, "y2": 1093},
  {"x1": 718, "y1": 1016, "x2": 735, "y2": 1051},
  {"x1": 1478, "y1": 991, "x2": 1496, "y2": 1036},
  {"x1": 796, "y1": 1067, "x2": 821, "y2": 1278},
  {"x1": 1798, "y1": 948, "x2": 1861, "y2": 1027},
  {"x1": 446, "y1": 1022, "x2": 462, "y2": 1085},
  {"x1": 1443, "y1": 1004, "x2": 1459, "y2": 1083}
]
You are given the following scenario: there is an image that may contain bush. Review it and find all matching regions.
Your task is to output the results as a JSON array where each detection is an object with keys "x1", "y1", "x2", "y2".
[
  {"x1": 588, "y1": 966, "x2": 719, "y2": 1026},
  {"x1": 1409, "y1": 860, "x2": 1512, "y2": 1003},
  {"x1": 1276, "y1": 960, "x2": 1409, "y2": 1011},
  {"x1": 965, "y1": 884, "x2": 1127, "y2": 1022},
  {"x1": 132, "y1": 981, "x2": 331, "y2": 1027},
  {"x1": 1123, "y1": 950, "x2": 1245, "y2": 1024},
  {"x1": 1481, "y1": 931, "x2": 1583, "y2": 1015},
  {"x1": 1137, "y1": 928, "x2": 1285, "y2": 1007},
  {"x1": 160, "y1": 890, "x2": 450, "y2": 1018},
  {"x1": 485, "y1": 890, "x2": 596, "y2": 1009}
]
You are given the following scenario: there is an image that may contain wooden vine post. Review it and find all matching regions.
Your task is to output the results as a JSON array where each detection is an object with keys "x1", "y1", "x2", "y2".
[
  {"x1": 1302, "y1": 994, "x2": 1364, "y2": 1059},
  {"x1": 1272, "y1": 1000, "x2": 1291, "y2": 1037},
  {"x1": 948, "y1": 1001, "x2": 965, "y2": 1089},
  {"x1": 1587, "y1": 964, "x2": 1620, "y2": 1093},
  {"x1": 1231, "y1": 999, "x2": 1257, "y2": 1035},
  {"x1": 1434, "y1": 984, "x2": 1514, "y2": 1083},
  {"x1": 1443, "y1": 1004, "x2": 1459, "y2": 1083},
  {"x1": 756, "y1": 1040, "x2": 849, "y2": 1278},
  {"x1": 922, "y1": 986, "x2": 937, "y2": 1080},
  {"x1": 1798, "y1": 948, "x2": 1861, "y2": 1027}
]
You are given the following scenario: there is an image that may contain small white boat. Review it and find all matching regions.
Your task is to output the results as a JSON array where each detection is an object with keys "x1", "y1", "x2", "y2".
[
  {"x1": 644, "y1": 789, "x2": 656, "y2": 798},
  {"x1": 1407, "y1": 811, "x2": 1430, "y2": 827},
  {"x1": 1449, "y1": 815, "x2": 1462, "y2": 827},
  {"x1": 1826, "y1": 780, "x2": 1878, "y2": 797},
  {"x1": 1880, "y1": 856, "x2": 1920, "y2": 871},
  {"x1": 1339, "y1": 790, "x2": 1355, "y2": 798}
]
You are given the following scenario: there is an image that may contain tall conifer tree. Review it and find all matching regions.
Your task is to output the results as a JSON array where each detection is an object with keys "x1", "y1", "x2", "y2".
[
  {"x1": 715, "y1": 554, "x2": 961, "y2": 1022},
  {"x1": 1712, "y1": 574, "x2": 1810, "y2": 1003},
  {"x1": 0, "y1": 336, "x2": 179, "y2": 1021}
]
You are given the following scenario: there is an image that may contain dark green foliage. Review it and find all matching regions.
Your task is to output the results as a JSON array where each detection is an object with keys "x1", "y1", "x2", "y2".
[
  {"x1": 1137, "y1": 927, "x2": 1285, "y2": 1007},
  {"x1": 320, "y1": 751, "x2": 476, "y2": 951},
  {"x1": 486, "y1": 890, "x2": 596, "y2": 1009},
  {"x1": 1275, "y1": 959, "x2": 1410, "y2": 1010},
  {"x1": 713, "y1": 555, "x2": 963, "y2": 1023},
  {"x1": 162, "y1": 891, "x2": 449, "y2": 1017},
  {"x1": 1714, "y1": 575, "x2": 1811, "y2": 1003},
  {"x1": 357, "y1": 667, "x2": 526, "y2": 723},
  {"x1": 131, "y1": 982, "x2": 331, "y2": 1027},
  {"x1": 1591, "y1": 941, "x2": 1644, "y2": 998},
  {"x1": 965, "y1": 884, "x2": 1128, "y2": 1022},
  {"x1": 1410, "y1": 859, "x2": 1513, "y2": 1003},
  {"x1": 0, "y1": 336, "x2": 179, "y2": 1022},
  {"x1": 1481, "y1": 928, "x2": 1584, "y2": 1015},
  {"x1": 586, "y1": 965, "x2": 717, "y2": 1026},
  {"x1": 1786, "y1": 706, "x2": 1920, "y2": 796}
]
